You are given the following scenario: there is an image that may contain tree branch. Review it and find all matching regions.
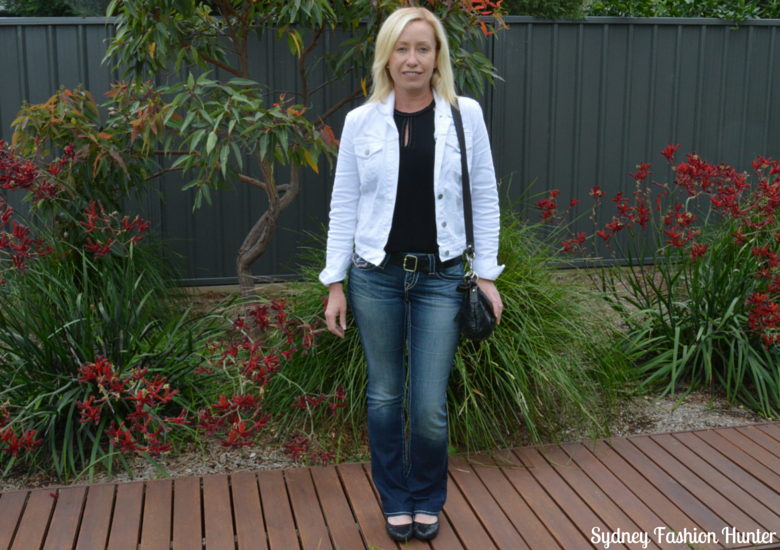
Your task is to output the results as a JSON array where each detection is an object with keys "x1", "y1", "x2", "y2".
[
  {"x1": 239, "y1": 173, "x2": 268, "y2": 192},
  {"x1": 300, "y1": 25, "x2": 325, "y2": 103},
  {"x1": 154, "y1": 150, "x2": 192, "y2": 156},
  {"x1": 215, "y1": 0, "x2": 239, "y2": 56},
  {"x1": 178, "y1": 37, "x2": 243, "y2": 78},
  {"x1": 320, "y1": 88, "x2": 364, "y2": 123},
  {"x1": 258, "y1": 157, "x2": 278, "y2": 204},
  {"x1": 309, "y1": 67, "x2": 354, "y2": 98},
  {"x1": 146, "y1": 167, "x2": 184, "y2": 181},
  {"x1": 278, "y1": 164, "x2": 300, "y2": 212}
]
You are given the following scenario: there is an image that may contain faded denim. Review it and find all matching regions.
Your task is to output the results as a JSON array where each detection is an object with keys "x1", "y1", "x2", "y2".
[{"x1": 347, "y1": 252, "x2": 463, "y2": 517}]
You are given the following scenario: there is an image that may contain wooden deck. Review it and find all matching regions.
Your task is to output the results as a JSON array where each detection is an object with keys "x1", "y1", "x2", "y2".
[{"x1": 2, "y1": 422, "x2": 780, "y2": 550}]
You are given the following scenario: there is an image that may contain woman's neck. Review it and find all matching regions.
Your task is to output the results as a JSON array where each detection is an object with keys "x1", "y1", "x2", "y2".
[{"x1": 393, "y1": 86, "x2": 434, "y2": 114}]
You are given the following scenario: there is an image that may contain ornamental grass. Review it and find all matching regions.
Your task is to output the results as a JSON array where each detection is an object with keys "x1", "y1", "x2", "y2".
[{"x1": 552, "y1": 146, "x2": 780, "y2": 417}]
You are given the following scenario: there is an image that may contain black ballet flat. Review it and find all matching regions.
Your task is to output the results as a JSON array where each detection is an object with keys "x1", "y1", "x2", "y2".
[
  {"x1": 413, "y1": 519, "x2": 440, "y2": 540},
  {"x1": 386, "y1": 519, "x2": 413, "y2": 541}
]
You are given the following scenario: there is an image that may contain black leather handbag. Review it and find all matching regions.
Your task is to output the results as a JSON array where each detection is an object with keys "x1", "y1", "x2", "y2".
[{"x1": 451, "y1": 100, "x2": 497, "y2": 342}]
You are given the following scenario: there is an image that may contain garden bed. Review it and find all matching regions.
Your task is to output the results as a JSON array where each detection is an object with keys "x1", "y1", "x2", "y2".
[{"x1": 0, "y1": 381, "x2": 764, "y2": 493}]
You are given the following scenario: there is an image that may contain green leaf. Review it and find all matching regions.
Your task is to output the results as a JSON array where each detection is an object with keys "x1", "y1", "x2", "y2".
[
  {"x1": 189, "y1": 129, "x2": 205, "y2": 152},
  {"x1": 206, "y1": 131, "x2": 217, "y2": 154},
  {"x1": 220, "y1": 145, "x2": 229, "y2": 178},
  {"x1": 231, "y1": 142, "x2": 243, "y2": 170},
  {"x1": 180, "y1": 110, "x2": 196, "y2": 134},
  {"x1": 227, "y1": 78, "x2": 259, "y2": 87}
]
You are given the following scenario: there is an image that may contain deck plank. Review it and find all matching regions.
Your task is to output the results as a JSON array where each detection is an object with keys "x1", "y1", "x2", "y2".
[
  {"x1": 561, "y1": 442, "x2": 689, "y2": 550},
  {"x1": 428, "y1": 508, "x2": 465, "y2": 550},
  {"x1": 652, "y1": 433, "x2": 780, "y2": 533},
  {"x1": 632, "y1": 436, "x2": 765, "y2": 533},
  {"x1": 466, "y1": 451, "x2": 560, "y2": 550},
  {"x1": 257, "y1": 469, "x2": 300, "y2": 550},
  {"x1": 441, "y1": 471, "x2": 496, "y2": 550},
  {"x1": 75, "y1": 485, "x2": 115, "y2": 550},
  {"x1": 140, "y1": 479, "x2": 172, "y2": 550},
  {"x1": 608, "y1": 437, "x2": 729, "y2": 536},
  {"x1": 202, "y1": 474, "x2": 235, "y2": 550},
  {"x1": 42, "y1": 486, "x2": 87, "y2": 550},
  {"x1": 338, "y1": 462, "x2": 398, "y2": 550},
  {"x1": 10, "y1": 489, "x2": 56, "y2": 550},
  {"x1": 309, "y1": 466, "x2": 363, "y2": 550},
  {"x1": 673, "y1": 432, "x2": 780, "y2": 518},
  {"x1": 492, "y1": 448, "x2": 591, "y2": 550},
  {"x1": 538, "y1": 444, "x2": 661, "y2": 550},
  {"x1": 515, "y1": 446, "x2": 628, "y2": 549},
  {"x1": 714, "y1": 428, "x2": 780, "y2": 476},
  {"x1": 693, "y1": 430, "x2": 780, "y2": 494},
  {"x1": 0, "y1": 491, "x2": 28, "y2": 550},
  {"x1": 285, "y1": 467, "x2": 333, "y2": 550},
  {"x1": 737, "y1": 426, "x2": 780, "y2": 458},
  {"x1": 757, "y1": 423, "x2": 780, "y2": 443},
  {"x1": 173, "y1": 476, "x2": 202, "y2": 550},
  {"x1": 448, "y1": 455, "x2": 529, "y2": 550},
  {"x1": 3, "y1": 422, "x2": 780, "y2": 550},
  {"x1": 582, "y1": 439, "x2": 720, "y2": 550},
  {"x1": 231, "y1": 471, "x2": 268, "y2": 550},
  {"x1": 106, "y1": 482, "x2": 143, "y2": 550}
]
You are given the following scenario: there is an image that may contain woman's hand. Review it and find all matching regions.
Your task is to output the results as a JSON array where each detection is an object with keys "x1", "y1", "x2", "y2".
[
  {"x1": 476, "y1": 278, "x2": 503, "y2": 325},
  {"x1": 325, "y1": 282, "x2": 348, "y2": 338}
]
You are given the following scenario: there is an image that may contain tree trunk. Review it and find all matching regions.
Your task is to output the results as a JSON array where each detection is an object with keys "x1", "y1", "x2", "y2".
[{"x1": 236, "y1": 164, "x2": 300, "y2": 297}]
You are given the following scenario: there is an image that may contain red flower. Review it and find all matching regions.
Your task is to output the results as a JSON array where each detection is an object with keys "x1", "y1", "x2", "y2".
[
  {"x1": 664, "y1": 227, "x2": 685, "y2": 248},
  {"x1": 691, "y1": 243, "x2": 709, "y2": 262},
  {"x1": 630, "y1": 162, "x2": 652, "y2": 182},
  {"x1": 76, "y1": 396, "x2": 102, "y2": 425},
  {"x1": 605, "y1": 219, "x2": 624, "y2": 233},
  {"x1": 84, "y1": 237, "x2": 113, "y2": 257},
  {"x1": 232, "y1": 315, "x2": 248, "y2": 332},
  {"x1": 661, "y1": 144, "x2": 681, "y2": 165},
  {"x1": 590, "y1": 186, "x2": 606, "y2": 199},
  {"x1": 164, "y1": 409, "x2": 190, "y2": 426},
  {"x1": 732, "y1": 229, "x2": 748, "y2": 246}
]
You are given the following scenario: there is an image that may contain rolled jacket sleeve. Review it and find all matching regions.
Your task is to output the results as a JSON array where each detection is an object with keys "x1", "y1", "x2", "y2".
[
  {"x1": 319, "y1": 113, "x2": 359, "y2": 286},
  {"x1": 467, "y1": 102, "x2": 504, "y2": 281}
]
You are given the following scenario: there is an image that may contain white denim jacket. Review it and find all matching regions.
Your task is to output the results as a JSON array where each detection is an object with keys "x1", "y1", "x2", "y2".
[{"x1": 319, "y1": 89, "x2": 504, "y2": 286}]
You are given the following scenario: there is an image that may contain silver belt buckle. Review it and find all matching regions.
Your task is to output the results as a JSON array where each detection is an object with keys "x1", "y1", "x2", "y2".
[{"x1": 403, "y1": 255, "x2": 418, "y2": 272}]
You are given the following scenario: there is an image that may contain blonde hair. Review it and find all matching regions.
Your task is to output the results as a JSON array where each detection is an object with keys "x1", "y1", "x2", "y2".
[{"x1": 367, "y1": 7, "x2": 458, "y2": 107}]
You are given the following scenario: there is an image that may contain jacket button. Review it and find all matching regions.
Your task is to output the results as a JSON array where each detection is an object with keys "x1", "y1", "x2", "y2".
[
  {"x1": 437, "y1": 194, "x2": 443, "y2": 199},
  {"x1": 364, "y1": 149, "x2": 370, "y2": 155},
  {"x1": 441, "y1": 222, "x2": 447, "y2": 228},
  {"x1": 445, "y1": 250, "x2": 449, "y2": 255}
]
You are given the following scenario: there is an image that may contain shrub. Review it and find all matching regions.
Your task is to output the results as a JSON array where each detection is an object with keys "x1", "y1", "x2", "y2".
[
  {"x1": 260, "y1": 210, "x2": 634, "y2": 454},
  {"x1": 0, "y1": 140, "x2": 230, "y2": 480},
  {"x1": 501, "y1": 0, "x2": 585, "y2": 18},
  {"x1": 584, "y1": 0, "x2": 780, "y2": 21},
  {"x1": 554, "y1": 146, "x2": 780, "y2": 417}
]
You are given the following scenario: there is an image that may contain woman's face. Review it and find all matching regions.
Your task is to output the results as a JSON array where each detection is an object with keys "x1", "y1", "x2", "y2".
[{"x1": 387, "y1": 20, "x2": 438, "y2": 98}]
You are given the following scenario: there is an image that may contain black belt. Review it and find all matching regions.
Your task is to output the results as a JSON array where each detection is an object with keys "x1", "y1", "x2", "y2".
[{"x1": 385, "y1": 253, "x2": 461, "y2": 273}]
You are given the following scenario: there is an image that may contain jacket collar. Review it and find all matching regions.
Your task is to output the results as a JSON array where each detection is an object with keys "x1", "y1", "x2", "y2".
[
  {"x1": 376, "y1": 88, "x2": 452, "y2": 135},
  {"x1": 376, "y1": 88, "x2": 453, "y2": 123}
]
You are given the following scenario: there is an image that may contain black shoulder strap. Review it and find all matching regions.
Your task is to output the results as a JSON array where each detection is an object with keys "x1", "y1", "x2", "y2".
[{"x1": 451, "y1": 98, "x2": 474, "y2": 256}]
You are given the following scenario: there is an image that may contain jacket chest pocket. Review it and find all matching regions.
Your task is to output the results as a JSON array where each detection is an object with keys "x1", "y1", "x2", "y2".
[
  {"x1": 444, "y1": 129, "x2": 473, "y2": 178},
  {"x1": 354, "y1": 140, "x2": 384, "y2": 188}
]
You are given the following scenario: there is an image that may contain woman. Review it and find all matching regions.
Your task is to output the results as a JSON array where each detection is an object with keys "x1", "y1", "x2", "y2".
[{"x1": 320, "y1": 6, "x2": 503, "y2": 542}]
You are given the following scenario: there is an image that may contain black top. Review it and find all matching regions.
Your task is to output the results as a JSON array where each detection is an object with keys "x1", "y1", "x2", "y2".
[{"x1": 384, "y1": 99, "x2": 438, "y2": 254}]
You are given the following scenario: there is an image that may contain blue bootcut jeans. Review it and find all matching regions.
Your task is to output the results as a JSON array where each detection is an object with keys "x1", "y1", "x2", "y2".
[{"x1": 347, "y1": 251, "x2": 464, "y2": 518}]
